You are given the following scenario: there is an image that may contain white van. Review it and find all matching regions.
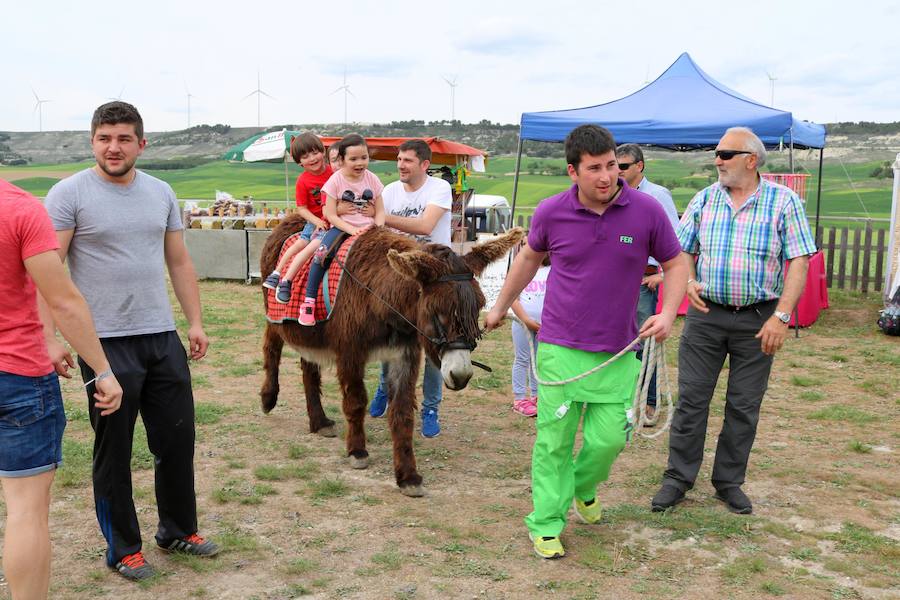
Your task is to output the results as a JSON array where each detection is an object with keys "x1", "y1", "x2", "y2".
[{"x1": 464, "y1": 194, "x2": 511, "y2": 238}]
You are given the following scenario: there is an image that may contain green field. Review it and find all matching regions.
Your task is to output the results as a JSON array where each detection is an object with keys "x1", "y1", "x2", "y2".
[{"x1": 2, "y1": 153, "x2": 893, "y2": 226}]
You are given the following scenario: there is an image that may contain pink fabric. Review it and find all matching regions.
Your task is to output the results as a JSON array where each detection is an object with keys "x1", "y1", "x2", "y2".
[{"x1": 322, "y1": 169, "x2": 384, "y2": 230}]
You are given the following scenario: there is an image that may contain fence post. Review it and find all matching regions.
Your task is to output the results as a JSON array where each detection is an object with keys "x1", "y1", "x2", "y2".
[
  {"x1": 875, "y1": 229, "x2": 886, "y2": 292},
  {"x1": 861, "y1": 222, "x2": 873, "y2": 295},
  {"x1": 825, "y1": 227, "x2": 836, "y2": 288},
  {"x1": 837, "y1": 227, "x2": 849, "y2": 289},
  {"x1": 850, "y1": 227, "x2": 862, "y2": 291}
]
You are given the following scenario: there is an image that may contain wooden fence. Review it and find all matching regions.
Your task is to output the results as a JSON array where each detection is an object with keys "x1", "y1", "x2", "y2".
[
  {"x1": 816, "y1": 223, "x2": 889, "y2": 295},
  {"x1": 512, "y1": 216, "x2": 892, "y2": 295}
]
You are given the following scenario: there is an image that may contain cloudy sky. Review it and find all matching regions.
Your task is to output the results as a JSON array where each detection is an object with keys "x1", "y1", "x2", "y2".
[{"x1": 3, "y1": 0, "x2": 898, "y2": 132}]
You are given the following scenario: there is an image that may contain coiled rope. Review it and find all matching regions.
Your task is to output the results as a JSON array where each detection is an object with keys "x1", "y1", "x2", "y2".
[{"x1": 509, "y1": 314, "x2": 673, "y2": 440}]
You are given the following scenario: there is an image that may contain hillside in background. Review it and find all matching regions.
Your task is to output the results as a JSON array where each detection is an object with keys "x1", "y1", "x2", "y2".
[{"x1": 2, "y1": 120, "x2": 899, "y2": 166}]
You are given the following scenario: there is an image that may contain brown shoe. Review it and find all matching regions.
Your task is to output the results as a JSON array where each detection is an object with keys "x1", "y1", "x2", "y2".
[{"x1": 643, "y1": 405, "x2": 658, "y2": 427}]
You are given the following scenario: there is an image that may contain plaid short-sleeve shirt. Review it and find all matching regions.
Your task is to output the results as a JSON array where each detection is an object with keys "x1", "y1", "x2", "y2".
[{"x1": 677, "y1": 178, "x2": 816, "y2": 306}]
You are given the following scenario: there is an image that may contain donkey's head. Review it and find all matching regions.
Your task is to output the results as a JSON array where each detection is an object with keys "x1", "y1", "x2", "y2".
[{"x1": 387, "y1": 228, "x2": 525, "y2": 390}]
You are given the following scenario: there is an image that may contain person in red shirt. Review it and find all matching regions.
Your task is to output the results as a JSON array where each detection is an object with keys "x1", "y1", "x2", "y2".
[{"x1": 0, "y1": 179, "x2": 122, "y2": 599}]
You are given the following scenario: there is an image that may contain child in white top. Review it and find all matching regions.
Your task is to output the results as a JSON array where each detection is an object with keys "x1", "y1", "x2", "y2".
[{"x1": 510, "y1": 256, "x2": 550, "y2": 417}]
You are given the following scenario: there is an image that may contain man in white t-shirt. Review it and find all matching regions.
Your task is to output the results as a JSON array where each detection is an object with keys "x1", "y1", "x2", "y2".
[{"x1": 370, "y1": 140, "x2": 453, "y2": 438}]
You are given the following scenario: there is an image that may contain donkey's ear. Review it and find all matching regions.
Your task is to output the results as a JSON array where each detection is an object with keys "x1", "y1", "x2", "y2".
[
  {"x1": 387, "y1": 248, "x2": 444, "y2": 284},
  {"x1": 462, "y1": 227, "x2": 526, "y2": 276}
]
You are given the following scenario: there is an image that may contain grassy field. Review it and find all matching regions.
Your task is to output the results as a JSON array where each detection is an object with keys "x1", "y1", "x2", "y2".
[
  {"x1": 1, "y1": 152, "x2": 893, "y2": 226},
  {"x1": 4, "y1": 281, "x2": 896, "y2": 599}
]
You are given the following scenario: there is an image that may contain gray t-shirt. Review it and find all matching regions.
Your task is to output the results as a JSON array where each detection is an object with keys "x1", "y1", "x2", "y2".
[{"x1": 45, "y1": 168, "x2": 183, "y2": 338}]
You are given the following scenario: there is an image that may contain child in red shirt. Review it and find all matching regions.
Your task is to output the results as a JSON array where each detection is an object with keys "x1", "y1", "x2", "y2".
[{"x1": 262, "y1": 132, "x2": 332, "y2": 290}]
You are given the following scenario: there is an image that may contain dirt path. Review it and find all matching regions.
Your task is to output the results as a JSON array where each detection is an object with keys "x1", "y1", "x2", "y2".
[
  {"x1": 1, "y1": 282, "x2": 896, "y2": 599},
  {"x1": 0, "y1": 169, "x2": 75, "y2": 181}
]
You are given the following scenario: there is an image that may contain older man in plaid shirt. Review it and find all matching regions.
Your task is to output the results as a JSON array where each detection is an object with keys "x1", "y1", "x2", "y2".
[{"x1": 652, "y1": 127, "x2": 816, "y2": 515}]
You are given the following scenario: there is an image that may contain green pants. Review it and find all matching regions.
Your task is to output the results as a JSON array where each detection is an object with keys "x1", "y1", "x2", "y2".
[{"x1": 525, "y1": 343, "x2": 639, "y2": 537}]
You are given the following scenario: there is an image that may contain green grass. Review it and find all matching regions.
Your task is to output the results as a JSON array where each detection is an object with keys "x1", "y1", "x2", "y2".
[
  {"x1": 195, "y1": 401, "x2": 230, "y2": 424},
  {"x1": 807, "y1": 405, "x2": 877, "y2": 424},
  {"x1": 848, "y1": 441, "x2": 873, "y2": 454},
  {"x1": 254, "y1": 463, "x2": 318, "y2": 481},
  {"x1": 790, "y1": 375, "x2": 817, "y2": 387},
  {"x1": 308, "y1": 477, "x2": 349, "y2": 499}
]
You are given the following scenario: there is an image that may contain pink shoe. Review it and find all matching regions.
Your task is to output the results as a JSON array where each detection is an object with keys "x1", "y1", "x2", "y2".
[
  {"x1": 298, "y1": 299, "x2": 316, "y2": 326},
  {"x1": 513, "y1": 398, "x2": 537, "y2": 417}
]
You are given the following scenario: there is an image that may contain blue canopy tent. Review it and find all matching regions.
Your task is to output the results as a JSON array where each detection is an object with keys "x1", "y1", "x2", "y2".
[{"x1": 511, "y1": 52, "x2": 827, "y2": 233}]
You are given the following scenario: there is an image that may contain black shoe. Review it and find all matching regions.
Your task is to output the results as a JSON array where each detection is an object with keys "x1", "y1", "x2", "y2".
[
  {"x1": 158, "y1": 533, "x2": 221, "y2": 556},
  {"x1": 714, "y1": 487, "x2": 753, "y2": 514},
  {"x1": 113, "y1": 551, "x2": 157, "y2": 581},
  {"x1": 651, "y1": 484, "x2": 685, "y2": 512}
]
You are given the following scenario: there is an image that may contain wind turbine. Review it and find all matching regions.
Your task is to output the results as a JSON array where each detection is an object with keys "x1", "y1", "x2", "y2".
[
  {"x1": 766, "y1": 71, "x2": 777, "y2": 106},
  {"x1": 442, "y1": 75, "x2": 458, "y2": 121},
  {"x1": 243, "y1": 71, "x2": 274, "y2": 128},
  {"x1": 185, "y1": 82, "x2": 195, "y2": 129},
  {"x1": 330, "y1": 68, "x2": 355, "y2": 125},
  {"x1": 32, "y1": 88, "x2": 50, "y2": 132},
  {"x1": 107, "y1": 86, "x2": 125, "y2": 101}
]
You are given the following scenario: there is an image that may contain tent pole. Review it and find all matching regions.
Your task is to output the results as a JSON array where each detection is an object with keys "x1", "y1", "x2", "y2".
[
  {"x1": 508, "y1": 134, "x2": 525, "y2": 272},
  {"x1": 510, "y1": 134, "x2": 524, "y2": 229},
  {"x1": 815, "y1": 147, "x2": 824, "y2": 244},
  {"x1": 789, "y1": 128, "x2": 794, "y2": 173},
  {"x1": 284, "y1": 155, "x2": 289, "y2": 209}
]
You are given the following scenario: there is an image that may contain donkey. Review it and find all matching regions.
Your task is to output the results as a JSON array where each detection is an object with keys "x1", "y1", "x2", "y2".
[{"x1": 260, "y1": 214, "x2": 524, "y2": 496}]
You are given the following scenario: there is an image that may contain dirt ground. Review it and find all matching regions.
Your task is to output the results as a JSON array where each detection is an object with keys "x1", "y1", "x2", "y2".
[
  {"x1": 0, "y1": 282, "x2": 897, "y2": 600},
  {"x1": 0, "y1": 170, "x2": 75, "y2": 181}
]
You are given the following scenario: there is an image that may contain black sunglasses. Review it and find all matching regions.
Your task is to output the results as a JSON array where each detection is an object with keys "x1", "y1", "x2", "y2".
[
  {"x1": 617, "y1": 162, "x2": 635, "y2": 170},
  {"x1": 715, "y1": 150, "x2": 753, "y2": 161},
  {"x1": 340, "y1": 188, "x2": 374, "y2": 205}
]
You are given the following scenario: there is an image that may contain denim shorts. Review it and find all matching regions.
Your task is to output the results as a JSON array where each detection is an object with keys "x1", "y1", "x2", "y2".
[
  {"x1": 0, "y1": 371, "x2": 67, "y2": 478},
  {"x1": 299, "y1": 221, "x2": 317, "y2": 241}
]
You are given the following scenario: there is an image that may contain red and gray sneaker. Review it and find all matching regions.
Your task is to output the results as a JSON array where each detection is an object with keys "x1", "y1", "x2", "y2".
[
  {"x1": 158, "y1": 532, "x2": 221, "y2": 557},
  {"x1": 114, "y1": 551, "x2": 156, "y2": 580}
]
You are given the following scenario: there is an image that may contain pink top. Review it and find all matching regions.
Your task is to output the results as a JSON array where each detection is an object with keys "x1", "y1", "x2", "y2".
[
  {"x1": 0, "y1": 180, "x2": 60, "y2": 376},
  {"x1": 322, "y1": 169, "x2": 383, "y2": 229}
]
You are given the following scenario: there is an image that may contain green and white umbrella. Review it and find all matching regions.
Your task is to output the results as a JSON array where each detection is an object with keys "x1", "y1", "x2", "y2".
[
  {"x1": 222, "y1": 128, "x2": 303, "y2": 162},
  {"x1": 222, "y1": 128, "x2": 304, "y2": 203}
]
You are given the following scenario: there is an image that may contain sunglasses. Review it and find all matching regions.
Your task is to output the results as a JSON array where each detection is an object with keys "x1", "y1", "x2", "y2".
[
  {"x1": 340, "y1": 188, "x2": 374, "y2": 206},
  {"x1": 617, "y1": 162, "x2": 635, "y2": 170},
  {"x1": 715, "y1": 150, "x2": 753, "y2": 161}
]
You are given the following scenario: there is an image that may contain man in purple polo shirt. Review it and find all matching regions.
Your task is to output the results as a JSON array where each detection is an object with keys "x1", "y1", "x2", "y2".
[{"x1": 485, "y1": 125, "x2": 688, "y2": 559}]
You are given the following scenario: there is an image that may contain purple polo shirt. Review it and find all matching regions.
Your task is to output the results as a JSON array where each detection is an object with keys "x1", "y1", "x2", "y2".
[{"x1": 528, "y1": 181, "x2": 682, "y2": 353}]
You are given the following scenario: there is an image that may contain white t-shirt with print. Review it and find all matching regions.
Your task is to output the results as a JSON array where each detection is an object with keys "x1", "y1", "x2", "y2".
[
  {"x1": 382, "y1": 176, "x2": 452, "y2": 247},
  {"x1": 518, "y1": 265, "x2": 551, "y2": 322}
]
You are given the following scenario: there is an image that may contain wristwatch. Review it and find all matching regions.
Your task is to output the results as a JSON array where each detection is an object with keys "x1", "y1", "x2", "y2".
[{"x1": 773, "y1": 311, "x2": 791, "y2": 324}]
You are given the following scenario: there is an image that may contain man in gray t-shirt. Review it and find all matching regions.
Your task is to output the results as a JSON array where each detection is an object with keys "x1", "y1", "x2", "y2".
[{"x1": 44, "y1": 101, "x2": 218, "y2": 582}]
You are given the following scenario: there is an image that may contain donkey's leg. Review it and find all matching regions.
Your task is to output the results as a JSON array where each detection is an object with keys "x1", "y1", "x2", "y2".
[
  {"x1": 260, "y1": 324, "x2": 284, "y2": 414},
  {"x1": 387, "y1": 343, "x2": 424, "y2": 496},
  {"x1": 301, "y1": 359, "x2": 336, "y2": 437},
  {"x1": 335, "y1": 358, "x2": 369, "y2": 469}
]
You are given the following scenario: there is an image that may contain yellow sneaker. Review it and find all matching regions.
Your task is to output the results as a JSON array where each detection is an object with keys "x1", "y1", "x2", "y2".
[
  {"x1": 573, "y1": 497, "x2": 603, "y2": 524},
  {"x1": 529, "y1": 532, "x2": 565, "y2": 559}
]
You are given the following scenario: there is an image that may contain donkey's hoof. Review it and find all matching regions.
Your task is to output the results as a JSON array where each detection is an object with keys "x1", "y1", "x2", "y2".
[
  {"x1": 316, "y1": 425, "x2": 337, "y2": 438},
  {"x1": 349, "y1": 455, "x2": 369, "y2": 469},
  {"x1": 260, "y1": 393, "x2": 278, "y2": 414},
  {"x1": 399, "y1": 484, "x2": 426, "y2": 497}
]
